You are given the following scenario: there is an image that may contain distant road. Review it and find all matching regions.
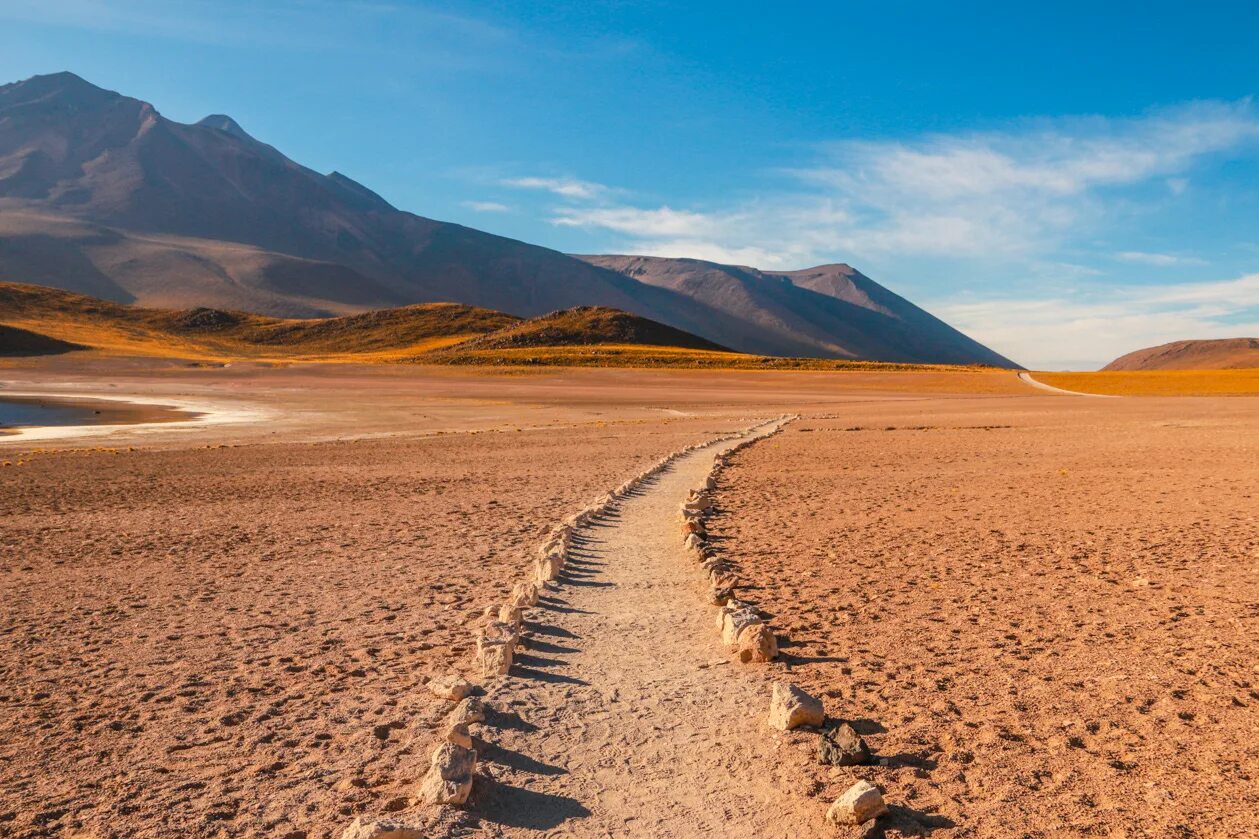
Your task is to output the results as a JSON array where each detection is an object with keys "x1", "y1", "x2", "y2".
[{"x1": 1018, "y1": 372, "x2": 1121, "y2": 398}]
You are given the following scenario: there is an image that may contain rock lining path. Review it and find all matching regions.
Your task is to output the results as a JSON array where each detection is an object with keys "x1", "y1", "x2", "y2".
[{"x1": 473, "y1": 421, "x2": 824, "y2": 837}]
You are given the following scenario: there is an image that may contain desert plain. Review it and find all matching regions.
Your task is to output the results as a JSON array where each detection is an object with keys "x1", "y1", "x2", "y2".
[{"x1": 1, "y1": 358, "x2": 1257, "y2": 838}]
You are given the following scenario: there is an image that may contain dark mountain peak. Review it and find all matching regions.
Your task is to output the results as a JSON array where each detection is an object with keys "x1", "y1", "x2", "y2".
[
  {"x1": 1, "y1": 71, "x2": 124, "y2": 109},
  {"x1": 196, "y1": 114, "x2": 253, "y2": 141}
]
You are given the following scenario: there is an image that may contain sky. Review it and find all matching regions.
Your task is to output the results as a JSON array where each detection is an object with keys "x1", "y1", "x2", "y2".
[{"x1": 3, "y1": 0, "x2": 1259, "y2": 369}]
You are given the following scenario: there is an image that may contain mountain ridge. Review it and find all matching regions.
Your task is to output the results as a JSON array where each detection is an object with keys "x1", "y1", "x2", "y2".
[{"x1": 0, "y1": 71, "x2": 1019, "y2": 367}]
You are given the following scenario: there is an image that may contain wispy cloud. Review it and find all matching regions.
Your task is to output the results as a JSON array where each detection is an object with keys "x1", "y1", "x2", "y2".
[
  {"x1": 1115, "y1": 251, "x2": 1206, "y2": 266},
  {"x1": 527, "y1": 100, "x2": 1259, "y2": 270},
  {"x1": 502, "y1": 176, "x2": 610, "y2": 200},
  {"x1": 462, "y1": 200, "x2": 511, "y2": 213},
  {"x1": 934, "y1": 273, "x2": 1259, "y2": 370}
]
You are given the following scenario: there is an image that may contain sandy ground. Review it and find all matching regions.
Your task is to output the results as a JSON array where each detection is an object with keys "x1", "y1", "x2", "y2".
[
  {"x1": 2, "y1": 359, "x2": 1256, "y2": 837},
  {"x1": 711, "y1": 397, "x2": 1259, "y2": 837}
]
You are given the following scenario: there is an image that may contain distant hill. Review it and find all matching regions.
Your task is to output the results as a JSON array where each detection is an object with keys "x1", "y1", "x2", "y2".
[
  {"x1": 0, "y1": 324, "x2": 83, "y2": 356},
  {"x1": 1103, "y1": 338, "x2": 1259, "y2": 371},
  {"x1": 0, "y1": 71, "x2": 1018, "y2": 367},
  {"x1": 577, "y1": 255, "x2": 1018, "y2": 367},
  {"x1": 0, "y1": 280, "x2": 516, "y2": 359},
  {"x1": 448, "y1": 306, "x2": 729, "y2": 353}
]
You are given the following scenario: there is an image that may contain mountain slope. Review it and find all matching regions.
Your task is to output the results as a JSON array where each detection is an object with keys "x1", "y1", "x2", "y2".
[
  {"x1": 1103, "y1": 338, "x2": 1259, "y2": 371},
  {"x1": 448, "y1": 306, "x2": 730, "y2": 353},
  {"x1": 0, "y1": 280, "x2": 516, "y2": 359},
  {"x1": 0, "y1": 71, "x2": 1017, "y2": 367},
  {"x1": 577, "y1": 256, "x2": 1018, "y2": 367},
  {"x1": 0, "y1": 72, "x2": 684, "y2": 318}
]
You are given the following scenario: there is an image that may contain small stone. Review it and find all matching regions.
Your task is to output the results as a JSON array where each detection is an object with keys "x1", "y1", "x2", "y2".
[
  {"x1": 498, "y1": 603, "x2": 522, "y2": 626},
  {"x1": 446, "y1": 722, "x2": 472, "y2": 748},
  {"x1": 449, "y1": 696, "x2": 486, "y2": 726},
  {"x1": 767, "y1": 682, "x2": 824, "y2": 731},
  {"x1": 818, "y1": 722, "x2": 870, "y2": 766},
  {"x1": 339, "y1": 817, "x2": 426, "y2": 839},
  {"x1": 428, "y1": 675, "x2": 473, "y2": 702},
  {"x1": 721, "y1": 608, "x2": 762, "y2": 645},
  {"x1": 476, "y1": 636, "x2": 513, "y2": 677},
  {"x1": 825, "y1": 780, "x2": 887, "y2": 826},
  {"x1": 417, "y1": 742, "x2": 476, "y2": 805},
  {"x1": 736, "y1": 622, "x2": 777, "y2": 663},
  {"x1": 509, "y1": 581, "x2": 539, "y2": 608},
  {"x1": 708, "y1": 585, "x2": 734, "y2": 606}
]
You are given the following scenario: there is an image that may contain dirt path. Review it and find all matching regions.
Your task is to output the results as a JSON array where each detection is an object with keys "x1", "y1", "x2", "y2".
[
  {"x1": 473, "y1": 421, "x2": 824, "y2": 837},
  {"x1": 1016, "y1": 371, "x2": 1119, "y2": 397}
]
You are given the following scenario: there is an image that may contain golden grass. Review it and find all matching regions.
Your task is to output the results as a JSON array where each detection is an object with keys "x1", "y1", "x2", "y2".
[
  {"x1": 0, "y1": 281, "x2": 1024, "y2": 389},
  {"x1": 1033, "y1": 369, "x2": 1259, "y2": 396},
  {"x1": 425, "y1": 343, "x2": 966, "y2": 371},
  {"x1": 0, "y1": 280, "x2": 515, "y2": 362}
]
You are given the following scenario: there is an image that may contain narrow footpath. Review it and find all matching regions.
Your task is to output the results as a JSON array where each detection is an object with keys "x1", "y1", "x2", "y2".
[{"x1": 473, "y1": 422, "x2": 823, "y2": 837}]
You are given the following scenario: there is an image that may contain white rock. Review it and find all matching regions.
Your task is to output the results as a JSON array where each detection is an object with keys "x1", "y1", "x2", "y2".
[
  {"x1": 417, "y1": 742, "x2": 476, "y2": 805},
  {"x1": 736, "y1": 622, "x2": 777, "y2": 663},
  {"x1": 476, "y1": 636, "x2": 513, "y2": 677},
  {"x1": 825, "y1": 780, "x2": 888, "y2": 825},
  {"x1": 446, "y1": 721, "x2": 473, "y2": 748},
  {"x1": 428, "y1": 675, "x2": 474, "y2": 702},
  {"x1": 509, "y1": 581, "x2": 539, "y2": 608},
  {"x1": 767, "y1": 682, "x2": 824, "y2": 731},
  {"x1": 339, "y1": 817, "x2": 426, "y2": 839},
  {"x1": 449, "y1": 696, "x2": 486, "y2": 725}
]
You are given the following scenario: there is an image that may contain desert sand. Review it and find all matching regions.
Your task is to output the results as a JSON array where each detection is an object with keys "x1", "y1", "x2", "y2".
[{"x1": 2, "y1": 359, "x2": 1256, "y2": 837}]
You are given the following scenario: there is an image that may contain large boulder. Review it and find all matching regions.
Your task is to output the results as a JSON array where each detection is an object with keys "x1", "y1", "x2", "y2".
[
  {"x1": 417, "y1": 742, "x2": 476, "y2": 805},
  {"x1": 767, "y1": 682, "x2": 824, "y2": 731},
  {"x1": 825, "y1": 780, "x2": 888, "y2": 825}
]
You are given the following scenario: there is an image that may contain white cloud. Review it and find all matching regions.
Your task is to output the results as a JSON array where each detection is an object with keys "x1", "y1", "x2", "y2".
[
  {"x1": 529, "y1": 100, "x2": 1259, "y2": 270},
  {"x1": 462, "y1": 200, "x2": 511, "y2": 213},
  {"x1": 553, "y1": 205, "x2": 717, "y2": 237},
  {"x1": 1116, "y1": 251, "x2": 1206, "y2": 266},
  {"x1": 502, "y1": 176, "x2": 609, "y2": 200},
  {"x1": 933, "y1": 273, "x2": 1259, "y2": 370}
]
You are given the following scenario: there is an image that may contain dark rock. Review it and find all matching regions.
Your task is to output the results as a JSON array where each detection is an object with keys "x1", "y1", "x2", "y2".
[{"x1": 818, "y1": 721, "x2": 871, "y2": 766}]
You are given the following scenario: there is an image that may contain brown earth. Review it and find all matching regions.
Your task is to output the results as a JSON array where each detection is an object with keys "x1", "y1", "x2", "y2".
[
  {"x1": 709, "y1": 398, "x2": 1259, "y2": 836},
  {"x1": 2, "y1": 361, "x2": 1256, "y2": 837},
  {"x1": 1103, "y1": 337, "x2": 1259, "y2": 370},
  {"x1": 0, "y1": 370, "x2": 760, "y2": 838}
]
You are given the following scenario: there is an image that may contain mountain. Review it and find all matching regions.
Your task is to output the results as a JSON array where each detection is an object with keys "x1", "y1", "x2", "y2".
[
  {"x1": 0, "y1": 71, "x2": 1018, "y2": 367},
  {"x1": 1103, "y1": 338, "x2": 1259, "y2": 371},
  {"x1": 577, "y1": 256, "x2": 1017, "y2": 367}
]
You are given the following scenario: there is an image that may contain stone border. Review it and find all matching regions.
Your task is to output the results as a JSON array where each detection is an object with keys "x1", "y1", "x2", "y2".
[
  {"x1": 677, "y1": 415, "x2": 795, "y2": 664},
  {"x1": 679, "y1": 415, "x2": 893, "y2": 830},
  {"x1": 339, "y1": 417, "x2": 785, "y2": 837}
]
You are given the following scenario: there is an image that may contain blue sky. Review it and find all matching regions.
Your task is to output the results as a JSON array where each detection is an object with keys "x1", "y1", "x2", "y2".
[{"x1": 3, "y1": 1, "x2": 1259, "y2": 368}]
